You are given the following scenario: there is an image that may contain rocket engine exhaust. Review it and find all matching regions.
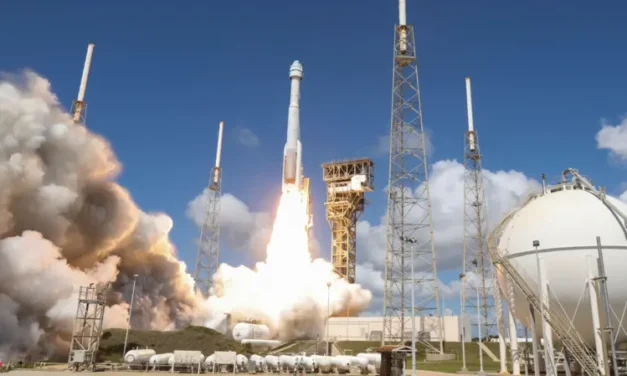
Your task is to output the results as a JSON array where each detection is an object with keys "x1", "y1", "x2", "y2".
[{"x1": 282, "y1": 60, "x2": 303, "y2": 193}]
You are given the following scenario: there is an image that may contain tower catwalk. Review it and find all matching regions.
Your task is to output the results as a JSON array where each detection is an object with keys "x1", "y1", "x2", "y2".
[
  {"x1": 193, "y1": 121, "x2": 224, "y2": 297},
  {"x1": 459, "y1": 77, "x2": 498, "y2": 370},
  {"x1": 382, "y1": 0, "x2": 443, "y2": 352}
]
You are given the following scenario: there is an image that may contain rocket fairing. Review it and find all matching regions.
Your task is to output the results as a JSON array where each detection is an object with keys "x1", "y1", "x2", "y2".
[{"x1": 282, "y1": 60, "x2": 304, "y2": 193}]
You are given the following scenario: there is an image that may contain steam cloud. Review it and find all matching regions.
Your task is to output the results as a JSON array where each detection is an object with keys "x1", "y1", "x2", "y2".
[{"x1": 0, "y1": 71, "x2": 207, "y2": 360}]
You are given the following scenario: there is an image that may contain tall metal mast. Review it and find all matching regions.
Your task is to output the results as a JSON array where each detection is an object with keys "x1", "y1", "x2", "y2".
[
  {"x1": 382, "y1": 0, "x2": 443, "y2": 352},
  {"x1": 459, "y1": 77, "x2": 498, "y2": 370},
  {"x1": 71, "y1": 43, "x2": 95, "y2": 125},
  {"x1": 193, "y1": 121, "x2": 224, "y2": 297}
]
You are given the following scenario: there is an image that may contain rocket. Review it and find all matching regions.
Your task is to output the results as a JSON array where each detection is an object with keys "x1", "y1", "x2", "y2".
[{"x1": 282, "y1": 60, "x2": 304, "y2": 192}]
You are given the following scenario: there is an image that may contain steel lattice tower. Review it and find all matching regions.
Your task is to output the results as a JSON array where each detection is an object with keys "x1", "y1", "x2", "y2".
[
  {"x1": 70, "y1": 43, "x2": 95, "y2": 126},
  {"x1": 322, "y1": 159, "x2": 374, "y2": 284},
  {"x1": 459, "y1": 77, "x2": 498, "y2": 368},
  {"x1": 193, "y1": 121, "x2": 224, "y2": 297},
  {"x1": 382, "y1": 1, "x2": 443, "y2": 352},
  {"x1": 68, "y1": 283, "x2": 110, "y2": 370}
]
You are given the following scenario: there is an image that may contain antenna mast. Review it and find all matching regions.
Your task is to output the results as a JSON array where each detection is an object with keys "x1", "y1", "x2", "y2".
[
  {"x1": 193, "y1": 121, "x2": 224, "y2": 297},
  {"x1": 382, "y1": 0, "x2": 444, "y2": 353},
  {"x1": 71, "y1": 43, "x2": 95, "y2": 125}
]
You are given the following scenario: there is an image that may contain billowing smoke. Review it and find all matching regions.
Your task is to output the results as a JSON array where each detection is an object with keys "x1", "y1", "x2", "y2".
[
  {"x1": 205, "y1": 188, "x2": 372, "y2": 340},
  {"x1": 0, "y1": 71, "x2": 207, "y2": 360}
]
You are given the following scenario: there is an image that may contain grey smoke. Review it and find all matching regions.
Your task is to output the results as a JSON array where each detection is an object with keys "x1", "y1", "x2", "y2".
[{"x1": 0, "y1": 71, "x2": 207, "y2": 360}]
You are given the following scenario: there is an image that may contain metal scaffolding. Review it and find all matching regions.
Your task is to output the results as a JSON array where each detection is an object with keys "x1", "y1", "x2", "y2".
[
  {"x1": 382, "y1": 20, "x2": 443, "y2": 352},
  {"x1": 193, "y1": 121, "x2": 225, "y2": 297},
  {"x1": 459, "y1": 78, "x2": 499, "y2": 370},
  {"x1": 322, "y1": 158, "x2": 374, "y2": 283},
  {"x1": 68, "y1": 283, "x2": 109, "y2": 370}
]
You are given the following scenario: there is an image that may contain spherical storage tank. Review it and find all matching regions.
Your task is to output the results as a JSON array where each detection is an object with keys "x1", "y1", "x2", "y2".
[{"x1": 495, "y1": 172, "x2": 627, "y2": 346}]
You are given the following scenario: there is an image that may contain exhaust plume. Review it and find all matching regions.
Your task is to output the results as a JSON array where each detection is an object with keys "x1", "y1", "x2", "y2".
[{"x1": 0, "y1": 71, "x2": 207, "y2": 360}]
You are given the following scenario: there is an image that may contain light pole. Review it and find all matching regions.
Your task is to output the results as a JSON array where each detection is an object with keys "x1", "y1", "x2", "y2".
[
  {"x1": 122, "y1": 274, "x2": 139, "y2": 358},
  {"x1": 326, "y1": 281, "x2": 331, "y2": 356},
  {"x1": 401, "y1": 236, "x2": 417, "y2": 376}
]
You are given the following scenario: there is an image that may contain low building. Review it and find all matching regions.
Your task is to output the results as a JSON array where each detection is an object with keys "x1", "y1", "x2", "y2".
[{"x1": 326, "y1": 315, "x2": 470, "y2": 343}]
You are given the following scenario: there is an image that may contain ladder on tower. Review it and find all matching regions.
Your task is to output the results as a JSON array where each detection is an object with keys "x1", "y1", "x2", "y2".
[{"x1": 493, "y1": 253, "x2": 601, "y2": 376}]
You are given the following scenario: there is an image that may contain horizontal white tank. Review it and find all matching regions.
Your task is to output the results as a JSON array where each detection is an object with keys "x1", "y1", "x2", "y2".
[
  {"x1": 295, "y1": 355, "x2": 315, "y2": 372},
  {"x1": 265, "y1": 355, "x2": 280, "y2": 371},
  {"x1": 204, "y1": 354, "x2": 216, "y2": 370},
  {"x1": 250, "y1": 354, "x2": 265, "y2": 371},
  {"x1": 236, "y1": 354, "x2": 249, "y2": 370},
  {"x1": 495, "y1": 183, "x2": 627, "y2": 346},
  {"x1": 331, "y1": 356, "x2": 352, "y2": 372},
  {"x1": 357, "y1": 352, "x2": 381, "y2": 367},
  {"x1": 311, "y1": 355, "x2": 333, "y2": 372},
  {"x1": 149, "y1": 353, "x2": 173, "y2": 366},
  {"x1": 124, "y1": 349, "x2": 156, "y2": 364},
  {"x1": 172, "y1": 350, "x2": 205, "y2": 365},
  {"x1": 279, "y1": 355, "x2": 296, "y2": 370},
  {"x1": 232, "y1": 323, "x2": 270, "y2": 342},
  {"x1": 347, "y1": 356, "x2": 369, "y2": 369}
]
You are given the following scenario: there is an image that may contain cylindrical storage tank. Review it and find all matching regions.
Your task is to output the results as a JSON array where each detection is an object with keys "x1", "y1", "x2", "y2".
[
  {"x1": 250, "y1": 354, "x2": 264, "y2": 371},
  {"x1": 331, "y1": 356, "x2": 352, "y2": 373},
  {"x1": 311, "y1": 355, "x2": 333, "y2": 372},
  {"x1": 295, "y1": 356, "x2": 315, "y2": 372},
  {"x1": 494, "y1": 183, "x2": 627, "y2": 346},
  {"x1": 204, "y1": 354, "x2": 216, "y2": 370},
  {"x1": 124, "y1": 349, "x2": 156, "y2": 364},
  {"x1": 348, "y1": 356, "x2": 369, "y2": 370},
  {"x1": 279, "y1": 355, "x2": 296, "y2": 370},
  {"x1": 236, "y1": 354, "x2": 249, "y2": 370},
  {"x1": 172, "y1": 350, "x2": 205, "y2": 365},
  {"x1": 149, "y1": 353, "x2": 173, "y2": 366},
  {"x1": 265, "y1": 355, "x2": 280, "y2": 371},
  {"x1": 232, "y1": 323, "x2": 271, "y2": 341},
  {"x1": 357, "y1": 353, "x2": 381, "y2": 367}
]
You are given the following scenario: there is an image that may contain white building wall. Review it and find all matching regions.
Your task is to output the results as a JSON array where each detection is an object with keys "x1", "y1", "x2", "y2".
[{"x1": 327, "y1": 315, "x2": 468, "y2": 342}]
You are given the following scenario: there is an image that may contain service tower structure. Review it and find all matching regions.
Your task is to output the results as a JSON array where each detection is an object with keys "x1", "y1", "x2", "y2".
[
  {"x1": 382, "y1": 0, "x2": 443, "y2": 353},
  {"x1": 193, "y1": 121, "x2": 225, "y2": 297},
  {"x1": 322, "y1": 158, "x2": 374, "y2": 284},
  {"x1": 71, "y1": 43, "x2": 95, "y2": 125}
]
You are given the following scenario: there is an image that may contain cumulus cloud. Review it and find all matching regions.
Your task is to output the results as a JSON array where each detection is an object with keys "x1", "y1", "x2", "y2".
[
  {"x1": 375, "y1": 129, "x2": 434, "y2": 157},
  {"x1": 234, "y1": 126, "x2": 260, "y2": 148},
  {"x1": 596, "y1": 116, "x2": 627, "y2": 160},
  {"x1": 355, "y1": 160, "x2": 539, "y2": 313}
]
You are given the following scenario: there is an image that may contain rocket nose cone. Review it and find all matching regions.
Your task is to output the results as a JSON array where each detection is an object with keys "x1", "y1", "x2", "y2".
[{"x1": 289, "y1": 60, "x2": 303, "y2": 79}]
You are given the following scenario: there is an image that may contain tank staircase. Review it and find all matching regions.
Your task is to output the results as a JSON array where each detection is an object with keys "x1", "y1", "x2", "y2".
[{"x1": 492, "y1": 253, "x2": 601, "y2": 376}]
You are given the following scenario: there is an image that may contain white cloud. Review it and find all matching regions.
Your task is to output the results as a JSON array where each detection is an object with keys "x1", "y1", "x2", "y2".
[
  {"x1": 234, "y1": 127, "x2": 260, "y2": 148},
  {"x1": 355, "y1": 160, "x2": 539, "y2": 313},
  {"x1": 186, "y1": 189, "x2": 272, "y2": 258},
  {"x1": 375, "y1": 129, "x2": 434, "y2": 157},
  {"x1": 596, "y1": 116, "x2": 627, "y2": 160}
]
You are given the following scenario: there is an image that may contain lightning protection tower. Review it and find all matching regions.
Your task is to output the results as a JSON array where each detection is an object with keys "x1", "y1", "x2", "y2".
[
  {"x1": 193, "y1": 121, "x2": 224, "y2": 297},
  {"x1": 71, "y1": 43, "x2": 95, "y2": 125},
  {"x1": 68, "y1": 283, "x2": 110, "y2": 371},
  {"x1": 459, "y1": 77, "x2": 502, "y2": 371},
  {"x1": 382, "y1": 0, "x2": 443, "y2": 352},
  {"x1": 322, "y1": 158, "x2": 374, "y2": 284}
]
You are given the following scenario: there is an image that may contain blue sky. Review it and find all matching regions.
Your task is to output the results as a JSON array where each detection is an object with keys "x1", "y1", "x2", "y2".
[{"x1": 2, "y1": 0, "x2": 627, "y2": 314}]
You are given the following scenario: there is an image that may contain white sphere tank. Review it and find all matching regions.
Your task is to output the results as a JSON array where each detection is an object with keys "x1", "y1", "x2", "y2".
[
  {"x1": 124, "y1": 349, "x2": 156, "y2": 364},
  {"x1": 232, "y1": 323, "x2": 271, "y2": 342},
  {"x1": 236, "y1": 354, "x2": 249, "y2": 370},
  {"x1": 496, "y1": 184, "x2": 627, "y2": 346}
]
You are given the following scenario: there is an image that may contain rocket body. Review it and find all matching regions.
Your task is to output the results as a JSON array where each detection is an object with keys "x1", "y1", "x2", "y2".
[{"x1": 282, "y1": 60, "x2": 303, "y2": 192}]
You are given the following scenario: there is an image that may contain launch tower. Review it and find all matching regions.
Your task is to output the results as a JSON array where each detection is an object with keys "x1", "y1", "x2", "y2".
[
  {"x1": 70, "y1": 43, "x2": 95, "y2": 125},
  {"x1": 459, "y1": 78, "x2": 504, "y2": 372},
  {"x1": 193, "y1": 121, "x2": 225, "y2": 297},
  {"x1": 322, "y1": 158, "x2": 374, "y2": 283},
  {"x1": 68, "y1": 283, "x2": 109, "y2": 371},
  {"x1": 382, "y1": 0, "x2": 443, "y2": 352}
]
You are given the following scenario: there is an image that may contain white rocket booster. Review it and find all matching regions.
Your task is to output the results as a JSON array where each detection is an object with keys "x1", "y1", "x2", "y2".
[{"x1": 282, "y1": 60, "x2": 303, "y2": 192}]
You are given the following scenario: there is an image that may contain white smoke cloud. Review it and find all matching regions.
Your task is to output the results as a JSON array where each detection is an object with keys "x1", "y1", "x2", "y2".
[
  {"x1": 0, "y1": 71, "x2": 209, "y2": 360},
  {"x1": 234, "y1": 126, "x2": 260, "y2": 148}
]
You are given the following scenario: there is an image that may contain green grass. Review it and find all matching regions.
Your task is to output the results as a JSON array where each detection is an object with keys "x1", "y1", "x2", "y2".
[
  {"x1": 336, "y1": 341, "x2": 508, "y2": 374},
  {"x1": 98, "y1": 325, "x2": 244, "y2": 362}
]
